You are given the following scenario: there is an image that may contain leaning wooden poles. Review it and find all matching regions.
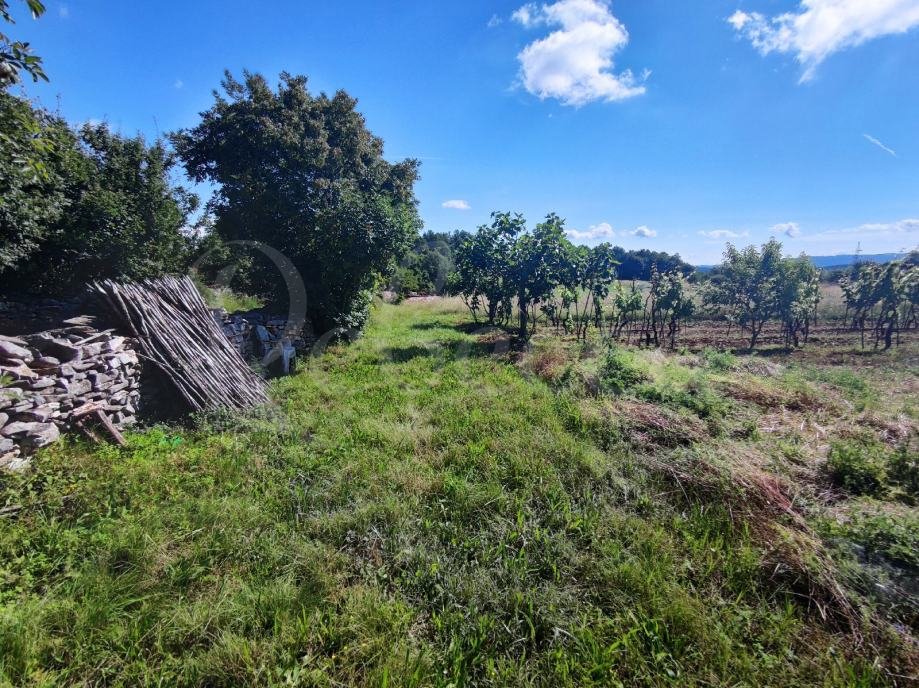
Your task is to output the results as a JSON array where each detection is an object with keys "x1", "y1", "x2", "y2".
[{"x1": 91, "y1": 276, "x2": 269, "y2": 412}]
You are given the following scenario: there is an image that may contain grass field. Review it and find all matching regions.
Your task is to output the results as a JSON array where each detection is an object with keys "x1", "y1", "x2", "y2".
[{"x1": 1, "y1": 298, "x2": 916, "y2": 686}]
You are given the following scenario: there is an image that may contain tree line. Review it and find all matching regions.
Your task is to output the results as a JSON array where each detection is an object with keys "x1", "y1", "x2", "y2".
[{"x1": 451, "y1": 215, "x2": 840, "y2": 351}]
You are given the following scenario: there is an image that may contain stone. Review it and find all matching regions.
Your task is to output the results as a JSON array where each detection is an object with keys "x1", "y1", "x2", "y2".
[
  {"x1": 106, "y1": 336, "x2": 127, "y2": 352},
  {"x1": 0, "y1": 412, "x2": 7, "y2": 427},
  {"x1": 33, "y1": 356, "x2": 61, "y2": 368},
  {"x1": 0, "y1": 340, "x2": 33, "y2": 363},
  {"x1": 30, "y1": 335, "x2": 81, "y2": 363},
  {"x1": 82, "y1": 342, "x2": 103, "y2": 357},
  {"x1": 16, "y1": 405, "x2": 57, "y2": 423},
  {"x1": 1, "y1": 451, "x2": 29, "y2": 471},
  {"x1": 0, "y1": 363, "x2": 37, "y2": 381},
  {"x1": 1, "y1": 421, "x2": 36, "y2": 437},
  {"x1": 0, "y1": 437, "x2": 14, "y2": 453},
  {"x1": 0, "y1": 387, "x2": 23, "y2": 409},
  {"x1": 20, "y1": 422, "x2": 60, "y2": 449},
  {"x1": 29, "y1": 377, "x2": 55, "y2": 391}
]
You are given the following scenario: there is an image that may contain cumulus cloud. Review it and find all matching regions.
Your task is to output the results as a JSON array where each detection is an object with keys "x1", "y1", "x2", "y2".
[
  {"x1": 487, "y1": 14, "x2": 502, "y2": 28},
  {"x1": 728, "y1": 1, "x2": 919, "y2": 82},
  {"x1": 771, "y1": 222, "x2": 801, "y2": 237},
  {"x1": 863, "y1": 134, "x2": 897, "y2": 157},
  {"x1": 442, "y1": 199, "x2": 471, "y2": 210},
  {"x1": 514, "y1": 0, "x2": 647, "y2": 106},
  {"x1": 58, "y1": 5, "x2": 69, "y2": 19},
  {"x1": 567, "y1": 221, "x2": 615, "y2": 242},
  {"x1": 630, "y1": 225, "x2": 656, "y2": 238},
  {"x1": 698, "y1": 229, "x2": 748, "y2": 240}
]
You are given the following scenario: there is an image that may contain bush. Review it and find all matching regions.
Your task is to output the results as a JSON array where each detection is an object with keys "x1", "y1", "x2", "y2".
[
  {"x1": 827, "y1": 440, "x2": 887, "y2": 497},
  {"x1": 889, "y1": 445, "x2": 919, "y2": 500},
  {"x1": 700, "y1": 347, "x2": 736, "y2": 372},
  {"x1": 599, "y1": 347, "x2": 649, "y2": 395}
]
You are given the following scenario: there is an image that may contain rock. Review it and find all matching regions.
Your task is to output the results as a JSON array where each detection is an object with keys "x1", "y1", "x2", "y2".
[
  {"x1": 0, "y1": 451, "x2": 29, "y2": 471},
  {"x1": 106, "y1": 336, "x2": 126, "y2": 352},
  {"x1": 29, "y1": 335, "x2": 81, "y2": 362},
  {"x1": 0, "y1": 363, "x2": 37, "y2": 381},
  {"x1": 20, "y1": 422, "x2": 60, "y2": 449},
  {"x1": 0, "y1": 437, "x2": 14, "y2": 453},
  {"x1": 88, "y1": 371, "x2": 111, "y2": 386},
  {"x1": 1, "y1": 421, "x2": 36, "y2": 437},
  {"x1": 0, "y1": 340, "x2": 33, "y2": 362},
  {"x1": 0, "y1": 387, "x2": 23, "y2": 409},
  {"x1": 0, "y1": 412, "x2": 7, "y2": 427},
  {"x1": 16, "y1": 404, "x2": 57, "y2": 423},
  {"x1": 29, "y1": 377, "x2": 55, "y2": 391},
  {"x1": 82, "y1": 343, "x2": 103, "y2": 357},
  {"x1": 33, "y1": 355, "x2": 61, "y2": 369}
]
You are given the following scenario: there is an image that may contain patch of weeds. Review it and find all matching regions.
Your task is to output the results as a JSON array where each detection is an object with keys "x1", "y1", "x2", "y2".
[
  {"x1": 599, "y1": 347, "x2": 649, "y2": 395},
  {"x1": 889, "y1": 445, "x2": 919, "y2": 502},
  {"x1": 827, "y1": 439, "x2": 888, "y2": 497},
  {"x1": 700, "y1": 347, "x2": 737, "y2": 372},
  {"x1": 805, "y1": 368, "x2": 877, "y2": 411}
]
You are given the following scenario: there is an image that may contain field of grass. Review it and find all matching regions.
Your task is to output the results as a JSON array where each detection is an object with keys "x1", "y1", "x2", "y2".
[{"x1": 1, "y1": 297, "x2": 916, "y2": 686}]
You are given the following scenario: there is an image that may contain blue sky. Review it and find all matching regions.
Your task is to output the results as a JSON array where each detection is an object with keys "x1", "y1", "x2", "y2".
[{"x1": 8, "y1": 0, "x2": 919, "y2": 263}]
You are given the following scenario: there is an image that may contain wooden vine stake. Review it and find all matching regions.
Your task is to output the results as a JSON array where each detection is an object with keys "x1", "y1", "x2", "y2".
[{"x1": 90, "y1": 276, "x2": 270, "y2": 413}]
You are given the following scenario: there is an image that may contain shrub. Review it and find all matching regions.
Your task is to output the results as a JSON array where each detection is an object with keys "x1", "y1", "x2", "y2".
[
  {"x1": 700, "y1": 347, "x2": 736, "y2": 372},
  {"x1": 827, "y1": 440, "x2": 887, "y2": 497},
  {"x1": 889, "y1": 445, "x2": 919, "y2": 500},
  {"x1": 599, "y1": 347, "x2": 649, "y2": 395}
]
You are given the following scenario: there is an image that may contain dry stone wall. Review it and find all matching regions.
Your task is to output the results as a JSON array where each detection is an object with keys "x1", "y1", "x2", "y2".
[{"x1": 0, "y1": 324, "x2": 140, "y2": 470}]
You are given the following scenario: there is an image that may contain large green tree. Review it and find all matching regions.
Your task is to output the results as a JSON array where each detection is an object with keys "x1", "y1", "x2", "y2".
[
  {"x1": 1, "y1": 95, "x2": 198, "y2": 294},
  {"x1": 0, "y1": 91, "x2": 75, "y2": 274},
  {"x1": 173, "y1": 71, "x2": 422, "y2": 332}
]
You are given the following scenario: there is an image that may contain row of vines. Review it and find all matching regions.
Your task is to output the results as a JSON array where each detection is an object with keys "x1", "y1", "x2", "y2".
[{"x1": 451, "y1": 212, "x2": 918, "y2": 350}]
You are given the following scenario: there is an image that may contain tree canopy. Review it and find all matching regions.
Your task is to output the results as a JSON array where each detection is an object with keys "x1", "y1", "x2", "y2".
[{"x1": 173, "y1": 71, "x2": 422, "y2": 332}]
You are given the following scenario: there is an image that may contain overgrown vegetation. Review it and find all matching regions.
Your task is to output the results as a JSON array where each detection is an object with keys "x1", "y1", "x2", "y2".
[{"x1": 2, "y1": 299, "x2": 916, "y2": 685}]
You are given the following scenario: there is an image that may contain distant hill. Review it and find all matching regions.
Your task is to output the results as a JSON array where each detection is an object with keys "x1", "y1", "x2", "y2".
[{"x1": 695, "y1": 252, "x2": 905, "y2": 272}]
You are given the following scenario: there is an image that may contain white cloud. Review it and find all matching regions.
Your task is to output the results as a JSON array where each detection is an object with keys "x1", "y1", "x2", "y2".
[
  {"x1": 728, "y1": 1, "x2": 919, "y2": 82},
  {"x1": 566, "y1": 221, "x2": 615, "y2": 242},
  {"x1": 514, "y1": 0, "x2": 647, "y2": 106},
  {"x1": 698, "y1": 229, "x2": 748, "y2": 240},
  {"x1": 174, "y1": 79, "x2": 184, "y2": 89},
  {"x1": 58, "y1": 5, "x2": 69, "y2": 19},
  {"x1": 863, "y1": 133, "x2": 897, "y2": 157},
  {"x1": 512, "y1": 3, "x2": 541, "y2": 28},
  {"x1": 442, "y1": 199, "x2": 471, "y2": 210},
  {"x1": 771, "y1": 222, "x2": 801, "y2": 237},
  {"x1": 630, "y1": 225, "x2": 656, "y2": 238},
  {"x1": 487, "y1": 14, "x2": 502, "y2": 28},
  {"x1": 803, "y1": 218, "x2": 919, "y2": 245}
]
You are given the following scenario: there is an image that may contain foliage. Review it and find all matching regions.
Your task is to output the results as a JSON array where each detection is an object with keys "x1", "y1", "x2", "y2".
[
  {"x1": 840, "y1": 253, "x2": 919, "y2": 350},
  {"x1": 452, "y1": 212, "x2": 522, "y2": 325},
  {"x1": 640, "y1": 266, "x2": 695, "y2": 348},
  {"x1": 704, "y1": 240, "x2": 822, "y2": 350},
  {"x1": 387, "y1": 230, "x2": 466, "y2": 297},
  {"x1": 0, "y1": 0, "x2": 46, "y2": 87},
  {"x1": 507, "y1": 214, "x2": 571, "y2": 339},
  {"x1": 173, "y1": 71, "x2": 421, "y2": 333},
  {"x1": 0, "y1": 91, "x2": 74, "y2": 274},
  {"x1": 0, "y1": 299, "x2": 905, "y2": 685},
  {"x1": 609, "y1": 245, "x2": 692, "y2": 281},
  {"x1": 827, "y1": 440, "x2": 888, "y2": 497},
  {"x1": 598, "y1": 346, "x2": 649, "y2": 394},
  {"x1": 2, "y1": 114, "x2": 198, "y2": 293}
]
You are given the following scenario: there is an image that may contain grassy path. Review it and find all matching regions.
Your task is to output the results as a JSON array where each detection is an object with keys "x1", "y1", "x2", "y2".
[{"x1": 0, "y1": 300, "x2": 908, "y2": 686}]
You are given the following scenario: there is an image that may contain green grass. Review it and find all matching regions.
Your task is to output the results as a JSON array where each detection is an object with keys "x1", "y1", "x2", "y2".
[{"x1": 0, "y1": 299, "x2": 914, "y2": 686}]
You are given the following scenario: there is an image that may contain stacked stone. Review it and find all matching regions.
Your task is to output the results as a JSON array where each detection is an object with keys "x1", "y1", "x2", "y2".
[
  {"x1": 211, "y1": 309, "x2": 312, "y2": 359},
  {"x1": 0, "y1": 326, "x2": 141, "y2": 470}
]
